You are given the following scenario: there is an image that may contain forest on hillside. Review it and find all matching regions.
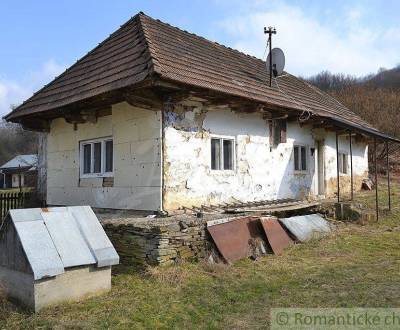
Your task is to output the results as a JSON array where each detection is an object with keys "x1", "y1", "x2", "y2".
[
  {"x1": 307, "y1": 66, "x2": 400, "y2": 166},
  {"x1": 0, "y1": 66, "x2": 399, "y2": 166},
  {"x1": 0, "y1": 123, "x2": 38, "y2": 165},
  {"x1": 307, "y1": 66, "x2": 400, "y2": 138}
]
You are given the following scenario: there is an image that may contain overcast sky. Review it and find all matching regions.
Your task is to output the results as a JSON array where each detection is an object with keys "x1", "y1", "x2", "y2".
[{"x1": 1, "y1": 0, "x2": 399, "y2": 116}]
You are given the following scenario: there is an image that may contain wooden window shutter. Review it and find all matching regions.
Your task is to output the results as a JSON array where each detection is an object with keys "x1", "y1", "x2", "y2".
[
  {"x1": 269, "y1": 121, "x2": 273, "y2": 145},
  {"x1": 270, "y1": 119, "x2": 287, "y2": 146},
  {"x1": 280, "y1": 119, "x2": 287, "y2": 143}
]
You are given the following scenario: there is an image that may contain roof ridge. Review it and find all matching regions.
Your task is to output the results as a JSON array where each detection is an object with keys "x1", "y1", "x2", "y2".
[
  {"x1": 138, "y1": 12, "x2": 266, "y2": 66},
  {"x1": 136, "y1": 13, "x2": 162, "y2": 77}
]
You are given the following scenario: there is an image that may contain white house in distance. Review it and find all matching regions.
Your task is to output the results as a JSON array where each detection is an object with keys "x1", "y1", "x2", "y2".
[
  {"x1": 4, "y1": 12, "x2": 398, "y2": 212},
  {"x1": 0, "y1": 154, "x2": 38, "y2": 189}
]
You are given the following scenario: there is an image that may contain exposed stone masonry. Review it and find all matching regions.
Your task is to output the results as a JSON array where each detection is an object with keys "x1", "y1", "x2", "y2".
[{"x1": 101, "y1": 214, "x2": 224, "y2": 266}]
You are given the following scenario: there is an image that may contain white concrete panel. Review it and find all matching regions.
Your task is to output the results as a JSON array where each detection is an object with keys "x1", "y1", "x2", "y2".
[
  {"x1": 76, "y1": 116, "x2": 112, "y2": 141},
  {"x1": 14, "y1": 221, "x2": 64, "y2": 280},
  {"x1": 47, "y1": 168, "x2": 79, "y2": 188},
  {"x1": 131, "y1": 163, "x2": 162, "y2": 187},
  {"x1": 46, "y1": 102, "x2": 162, "y2": 210},
  {"x1": 42, "y1": 212, "x2": 96, "y2": 268},
  {"x1": 113, "y1": 120, "x2": 139, "y2": 144},
  {"x1": 67, "y1": 206, "x2": 119, "y2": 267},
  {"x1": 131, "y1": 139, "x2": 161, "y2": 164},
  {"x1": 137, "y1": 114, "x2": 161, "y2": 140}
]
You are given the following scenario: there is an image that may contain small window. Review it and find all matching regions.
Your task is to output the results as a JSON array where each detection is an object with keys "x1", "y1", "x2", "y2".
[
  {"x1": 270, "y1": 119, "x2": 287, "y2": 146},
  {"x1": 211, "y1": 137, "x2": 235, "y2": 170},
  {"x1": 339, "y1": 153, "x2": 348, "y2": 174},
  {"x1": 294, "y1": 145, "x2": 307, "y2": 171},
  {"x1": 80, "y1": 138, "x2": 113, "y2": 177}
]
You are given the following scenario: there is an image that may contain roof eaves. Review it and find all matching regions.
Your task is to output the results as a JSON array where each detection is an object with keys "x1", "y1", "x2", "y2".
[{"x1": 4, "y1": 13, "x2": 149, "y2": 122}]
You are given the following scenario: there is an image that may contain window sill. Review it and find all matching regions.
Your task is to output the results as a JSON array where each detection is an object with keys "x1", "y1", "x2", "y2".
[
  {"x1": 80, "y1": 173, "x2": 114, "y2": 179},
  {"x1": 293, "y1": 171, "x2": 308, "y2": 175},
  {"x1": 210, "y1": 169, "x2": 236, "y2": 175}
]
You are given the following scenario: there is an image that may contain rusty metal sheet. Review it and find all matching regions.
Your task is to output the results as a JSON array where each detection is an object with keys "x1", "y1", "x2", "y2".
[
  {"x1": 207, "y1": 216, "x2": 267, "y2": 263},
  {"x1": 260, "y1": 217, "x2": 293, "y2": 255}
]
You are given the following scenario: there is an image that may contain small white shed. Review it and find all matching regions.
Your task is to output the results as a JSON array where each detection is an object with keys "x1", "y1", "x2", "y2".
[{"x1": 0, "y1": 206, "x2": 119, "y2": 311}]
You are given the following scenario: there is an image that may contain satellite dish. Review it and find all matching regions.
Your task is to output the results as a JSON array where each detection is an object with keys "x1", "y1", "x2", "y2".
[{"x1": 266, "y1": 48, "x2": 285, "y2": 77}]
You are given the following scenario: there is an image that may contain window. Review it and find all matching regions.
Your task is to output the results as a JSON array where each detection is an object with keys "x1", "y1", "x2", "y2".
[
  {"x1": 80, "y1": 138, "x2": 113, "y2": 177},
  {"x1": 294, "y1": 145, "x2": 307, "y2": 171},
  {"x1": 338, "y1": 152, "x2": 348, "y2": 174},
  {"x1": 211, "y1": 137, "x2": 235, "y2": 170},
  {"x1": 269, "y1": 119, "x2": 287, "y2": 146}
]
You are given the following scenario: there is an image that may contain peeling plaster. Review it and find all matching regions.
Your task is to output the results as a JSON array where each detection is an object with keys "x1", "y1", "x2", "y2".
[
  {"x1": 163, "y1": 107, "x2": 369, "y2": 211},
  {"x1": 45, "y1": 100, "x2": 369, "y2": 212}
]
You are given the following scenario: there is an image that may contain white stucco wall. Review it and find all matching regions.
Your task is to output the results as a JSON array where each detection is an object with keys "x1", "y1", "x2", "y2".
[
  {"x1": 45, "y1": 100, "x2": 368, "y2": 211},
  {"x1": 323, "y1": 132, "x2": 369, "y2": 195},
  {"x1": 11, "y1": 173, "x2": 24, "y2": 188},
  {"x1": 46, "y1": 102, "x2": 162, "y2": 210},
  {"x1": 163, "y1": 107, "x2": 368, "y2": 210}
]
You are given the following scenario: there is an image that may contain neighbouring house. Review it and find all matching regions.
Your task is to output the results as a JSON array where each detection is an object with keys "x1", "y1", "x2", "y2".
[
  {"x1": 4, "y1": 12, "x2": 399, "y2": 212},
  {"x1": 0, "y1": 154, "x2": 38, "y2": 189}
]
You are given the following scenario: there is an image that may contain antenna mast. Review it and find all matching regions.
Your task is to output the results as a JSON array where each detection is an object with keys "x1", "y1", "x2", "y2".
[{"x1": 264, "y1": 26, "x2": 276, "y2": 87}]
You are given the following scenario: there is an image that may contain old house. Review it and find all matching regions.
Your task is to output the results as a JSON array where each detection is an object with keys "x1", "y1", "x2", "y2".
[
  {"x1": 4, "y1": 12, "x2": 398, "y2": 212},
  {"x1": 0, "y1": 155, "x2": 38, "y2": 189}
]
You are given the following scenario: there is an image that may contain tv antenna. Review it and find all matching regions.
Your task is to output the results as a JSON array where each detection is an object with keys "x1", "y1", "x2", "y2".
[{"x1": 264, "y1": 27, "x2": 276, "y2": 87}]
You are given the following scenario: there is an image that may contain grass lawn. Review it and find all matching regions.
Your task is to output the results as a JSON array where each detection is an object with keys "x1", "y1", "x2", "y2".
[
  {"x1": 0, "y1": 188, "x2": 33, "y2": 194},
  {"x1": 1, "y1": 178, "x2": 400, "y2": 329}
]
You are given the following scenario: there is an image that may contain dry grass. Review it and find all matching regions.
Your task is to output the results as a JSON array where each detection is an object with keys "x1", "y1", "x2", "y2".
[
  {"x1": 144, "y1": 264, "x2": 193, "y2": 287},
  {"x1": 0, "y1": 178, "x2": 399, "y2": 329}
]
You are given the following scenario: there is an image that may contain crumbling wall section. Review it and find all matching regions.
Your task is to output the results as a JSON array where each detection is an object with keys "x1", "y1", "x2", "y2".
[
  {"x1": 163, "y1": 105, "x2": 318, "y2": 211},
  {"x1": 46, "y1": 102, "x2": 162, "y2": 210}
]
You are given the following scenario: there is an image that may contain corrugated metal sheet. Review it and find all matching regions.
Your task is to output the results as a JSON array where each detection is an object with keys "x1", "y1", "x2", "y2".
[
  {"x1": 14, "y1": 220, "x2": 64, "y2": 280},
  {"x1": 42, "y1": 212, "x2": 96, "y2": 268},
  {"x1": 279, "y1": 214, "x2": 332, "y2": 242}
]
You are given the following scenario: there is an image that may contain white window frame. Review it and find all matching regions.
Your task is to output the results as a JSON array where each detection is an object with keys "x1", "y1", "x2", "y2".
[
  {"x1": 79, "y1": 137, "x2": 113, "y2": 178},
  {"x1": 293, "y1": 144, "x2": 308, "y2": 173},
  {"x1": 338, "y1": 152, "x2": 349, "y2": 174},
  {"x1": 210, "y1": 135, "x2": 236, "y2": 172}
]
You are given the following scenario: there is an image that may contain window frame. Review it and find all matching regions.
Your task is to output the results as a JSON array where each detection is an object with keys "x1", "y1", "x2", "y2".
[
  {"x1": 338, "y1": 152, "x2": 349, "y2": 174},
  {"x1": 210, "y1": 135, "x2": 236, "y2": 172},
  {"x1": 293, "y1": 144, "x2": 308, "y2": 173},
  {"x1": 79, "y1": 137, "x2": 114, "y2": 178}
]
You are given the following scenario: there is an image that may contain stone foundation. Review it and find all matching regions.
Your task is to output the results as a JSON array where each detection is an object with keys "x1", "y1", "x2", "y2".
[{"x1": 102, "y1": 216, "x2": 217, "y2": 266}]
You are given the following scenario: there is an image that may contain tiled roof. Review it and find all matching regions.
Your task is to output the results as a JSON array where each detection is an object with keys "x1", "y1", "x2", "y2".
[{"x1": 5, "y1": 12, "x2": 378, "y2": 135}]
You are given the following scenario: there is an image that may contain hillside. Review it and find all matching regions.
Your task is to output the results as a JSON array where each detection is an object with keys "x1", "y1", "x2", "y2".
[
  {"x1": 307, "y1": 67, "x2": 400, "y2": 137},
  {"x1": 0, "y1": 123, "x2": 38, "y2": 165},
  {"x1": 307, "y1": 67, "x2": 400, "y2": 167}
]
